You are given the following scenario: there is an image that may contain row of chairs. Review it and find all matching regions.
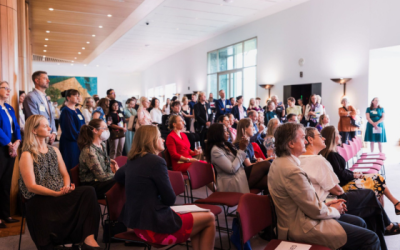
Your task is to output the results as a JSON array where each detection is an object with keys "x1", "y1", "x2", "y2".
[
  {"x1": 337, "y1": 136, "x2": 386, "y2": 176},
  {"x1": 104, "y1": 162, "x2": 330, "y2": 250}
]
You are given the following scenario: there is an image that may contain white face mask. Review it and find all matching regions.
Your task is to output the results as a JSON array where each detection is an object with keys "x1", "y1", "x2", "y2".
[{"x1": 100, "y1": 130, "x2": 110, "y2": 141}]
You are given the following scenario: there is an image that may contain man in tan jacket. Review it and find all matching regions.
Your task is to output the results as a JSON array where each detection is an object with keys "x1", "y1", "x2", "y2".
[{"x1": 268, "y1": 123, "x2": 380, "y2": 250}]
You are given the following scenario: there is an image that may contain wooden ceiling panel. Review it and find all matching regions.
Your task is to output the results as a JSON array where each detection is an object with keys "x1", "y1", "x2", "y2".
[{"x1": 31, "y1": 0, "x2": 145, "y2": 62}]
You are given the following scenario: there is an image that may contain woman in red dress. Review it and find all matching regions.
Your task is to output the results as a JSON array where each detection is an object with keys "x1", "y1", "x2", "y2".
[{"x1": 166, "y1": 115, "x2": 202, "y2": 173}]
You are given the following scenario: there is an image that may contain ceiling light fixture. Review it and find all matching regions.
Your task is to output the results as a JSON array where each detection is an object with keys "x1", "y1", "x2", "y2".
[
  {"x1": 78, "y1": 52, "x2": 81, "y2": 54},
  {"x1": 82, "y1": 47, "x2": 85, "y2": 50},
  {"x1": 45, "y1": 38, "x2": 49, "y2": 40},
  {"x1": 46, "y1": 30, "x2": 50, "y2": 33},
  {"x1": 47, "y1": 21, "x2": 52, "y2": 23},
  {"x1": 49, "y1": 8, "x2": 54, "y2": 11},
  {"x1": 87, "y1": 41, "x2": 90, "y2": 44},
  {"x1": 99, "y1": 26, "x2": 103, "y2": 28},
  {"x1": 74, "y1": 57, "x2": 77, "y2": 59},
  {"x1": 92, "y1": 34, "x2": 96, "y2": 37},
  {"x1": 44, "y1": 45, "x2": 47, "y2": 47},
  {"x1": 43, "y1": 50, "x2": 46, "y2": 52},
  {"x1": 107, "y1": 14, "x2": 112, "y2": 17}
]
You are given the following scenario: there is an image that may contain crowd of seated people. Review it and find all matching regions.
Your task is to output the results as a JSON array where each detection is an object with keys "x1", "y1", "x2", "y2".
[{"x1": 1, "y1": 69, "x2": 397, "y2": 250}]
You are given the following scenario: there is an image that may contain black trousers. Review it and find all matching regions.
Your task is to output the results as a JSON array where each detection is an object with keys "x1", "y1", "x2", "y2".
[
  {"x1": 337, "y1": 214, "x2": 380, "y2": 250},
  {"x1": 339, "y1": 189, "x2": 388, "y2": 250},
  {"x1": 340, "y1": 131, "x2": 356, "y2": 144},
  {"x1": 0, "y1": 145, "x2": 16, "y2": 219}
]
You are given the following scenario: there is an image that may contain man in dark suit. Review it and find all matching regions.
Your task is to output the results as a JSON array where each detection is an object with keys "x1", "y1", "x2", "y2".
[
  {"x1": 248, "y1": 110, "x2": 267, "y2": 157},
  {"x1": 194, "y1": 92, "x2": 213, "y2": 148},
  {"x1": 215, "y1": 89, "x2": 232, "y2": 121}
]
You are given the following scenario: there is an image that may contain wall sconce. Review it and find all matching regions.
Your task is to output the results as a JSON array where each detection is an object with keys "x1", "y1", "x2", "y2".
[
  {"x1": 331, "y1": 78, "x2": 352, "y2": 96},
  {"x1": 173, "y1": 93, "x2": 181, "y2": 97},
  {"x1": 259, "y1": 84, "x2": 274, "y2": 99}
]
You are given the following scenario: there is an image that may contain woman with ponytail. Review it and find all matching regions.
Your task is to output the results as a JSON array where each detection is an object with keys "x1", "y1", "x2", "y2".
[
  {"x1": 78, "y1": 119, "x2": 118, "y2": 199},
  {"x1": 59, "y1": 89, "x2": 85, "y2": 171}
]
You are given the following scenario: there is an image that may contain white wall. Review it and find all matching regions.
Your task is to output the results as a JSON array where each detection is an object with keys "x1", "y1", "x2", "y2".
[
  {"x1": 369, "y1": 47, "x2": 400, "y2": 145},
  {"x1": 32, "y1": 62, "x2": 142, "y2": 102},
  {"x1": 141, "y1": 0, "x2": 400, "y2": 128}
]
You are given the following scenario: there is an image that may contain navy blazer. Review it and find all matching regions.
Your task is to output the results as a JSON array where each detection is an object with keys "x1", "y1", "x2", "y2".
[
  {"x1": 215, "y1": 99, "x2": 232, "y2": 120},
  {"x1": 231, "y1": 105, "x2": 247, "y2": 121},
  {"x1": 114, "y1": 153, "x2": 181, "y2": 234},
  {"x1": 0, "y1": 103, "x2": 21, "y2": 146}
]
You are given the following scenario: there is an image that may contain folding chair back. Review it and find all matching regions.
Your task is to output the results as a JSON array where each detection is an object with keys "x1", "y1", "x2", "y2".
[
  {"x1": 337, "y1": 146, "x2": 349, "y2": 162},
  {"x1": 163, "y1": 148, "x2": 173, "y2": 170},
  {"x1": 237, "y1": 194, "x2": 273, "y2": 244},
  {"x1": 105, "y1": 183, "x2": 126, "y2": 221},
  {"x1": 168, "y1": 170, "x2": 186, "y2": 196},
  {"x1": 342, "y1": 143, "x2": 354, "y2": 159},
  {"x1": 187, "y1": 161, "x2": 214, "y2": 189},
  {"x1": 348, "y1": 140, "x2": 358, "y2": 158},
  {"x1": 70, "y1": 164, "x2": 80, "y2": 187},
  {"x1": 115, "y1": 156, "x2": 128, "y2": 167}
]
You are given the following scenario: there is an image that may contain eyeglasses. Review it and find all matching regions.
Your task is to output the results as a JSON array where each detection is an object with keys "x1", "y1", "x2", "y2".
[{"x1": 0, "y1": 87, "x2": 12, "y2": 92}]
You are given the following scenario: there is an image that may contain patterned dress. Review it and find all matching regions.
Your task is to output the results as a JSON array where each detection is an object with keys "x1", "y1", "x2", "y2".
[{"x1": 19, "y1": 146, "x2": 63, "y2": 200}]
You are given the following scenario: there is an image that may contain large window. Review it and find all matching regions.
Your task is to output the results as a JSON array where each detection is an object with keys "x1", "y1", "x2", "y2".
[
  {"x1": 165, "y1": 83, "x2": 177, "y2": 100},
  {"x1": 207, "y1": 38, "x2": 257, "y2": 105}
]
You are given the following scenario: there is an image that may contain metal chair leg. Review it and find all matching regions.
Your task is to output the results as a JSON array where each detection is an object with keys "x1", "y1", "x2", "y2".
[
  {"x1": 216, "y1": 215, "x2": 223, "y2": 249},
  {"x1": 18, "y1": 214, "x2": 25, "y2": 250}
]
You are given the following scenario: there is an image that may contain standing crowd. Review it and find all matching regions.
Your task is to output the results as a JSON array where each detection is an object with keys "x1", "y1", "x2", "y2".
[{"x1": 0, "y1": 70, "x2": 393, "y2": 250}]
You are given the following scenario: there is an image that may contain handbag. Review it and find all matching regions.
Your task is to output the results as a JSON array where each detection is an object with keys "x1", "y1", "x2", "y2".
[
  {"x1": 343, "y1": 107, "x2": 361, "y2": 127},
  {"x1": 110, "y1": 129, "x2": 125, "y2": 140}
]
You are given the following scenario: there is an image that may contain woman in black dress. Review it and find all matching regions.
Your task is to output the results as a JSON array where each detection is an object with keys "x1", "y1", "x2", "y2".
[{"x1": 19, "y1": 115, "x2": 100, "y2": 250}]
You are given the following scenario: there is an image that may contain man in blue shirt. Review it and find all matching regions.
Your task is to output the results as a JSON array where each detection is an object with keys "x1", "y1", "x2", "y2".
[{"x1": 188, "y1": 94, "x2": 197, "y2": 115}]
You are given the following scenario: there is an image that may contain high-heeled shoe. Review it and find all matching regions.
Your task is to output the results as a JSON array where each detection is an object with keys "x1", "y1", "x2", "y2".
[{"x1": 395, "y1": 201, "x2": 400, "y2": 215}]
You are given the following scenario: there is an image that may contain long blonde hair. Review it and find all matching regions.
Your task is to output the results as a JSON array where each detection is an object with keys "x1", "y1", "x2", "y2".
[
  {"x1": 22, "y1": 115, "x2": 47, "y2": 163},
  {"x1": 139, "y1": 96, "x2": 148, "y2": 109},
  {"x1": 266, "y1": 118, "x2": 279, "y2": 137},
  {"x1": 127, "y1": 125, "x2": 160, "y2": 160},
  {"x1": 234, "y1": 118, "x2": 252, "y2": 144}
]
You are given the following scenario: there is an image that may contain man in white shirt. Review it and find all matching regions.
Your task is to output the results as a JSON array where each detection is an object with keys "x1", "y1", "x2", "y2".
[{"x1": 23, "y1": 71, "x2": 57, "y2": 144}]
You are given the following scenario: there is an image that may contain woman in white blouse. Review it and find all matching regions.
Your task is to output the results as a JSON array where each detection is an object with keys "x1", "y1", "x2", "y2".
[
  {"x1": 162, "y1": 98, "x2": 171, "y2": 115},
  {"x1": 81, "y1": 97, "x2": 95, "y2": 125},
  {"x1": 150, "y1": 98, "x2": 162, "y2": 124},
  {"x1": 136, "y1": 96, "x2": 152, "y2": 130}
]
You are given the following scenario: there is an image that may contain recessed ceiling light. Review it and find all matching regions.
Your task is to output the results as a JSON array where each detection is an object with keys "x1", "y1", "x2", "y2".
[
  {"x1": 82, "y1": 47, "x2": 85, "y2": 50},
  {"x1": 87, "y1": 41, "x2": 90, "y2": 44},
  {"x1": 43, "y1": 55, "x2": 46, "y2": 57},
  {"x1": 44, "y1": 45, "x2": 47, "y2": 47},
  {"x1": 47, "y1": 21, "x2": 52, "y2": 23},
  {"x1": 92, "y1": 34, "x2": 96, "y2": 37},
  {"x1": 107, "y1": 14, "x2": 112, "y2": 17},
  {"x1": 99, "y1": 26, "x2": 103, "y2": 28},
  {"x1": 49, "y1": 8, "x2": 54, "y2": 11},
  {"x1": 43, "y1": 50, "x2": 46, "y2": 52},
  {"x1": 46, "y1": 30, "x2": 50, "y2": 33},
  {"x1": 78, "y1": 52, "x2": 81, "y2": 54},
  {"x1": 45, "y1": 38, "x2": 49, "y2": 40},
  {"x1": 74, "y1": 57, "x2": 77, "y2": 59}
]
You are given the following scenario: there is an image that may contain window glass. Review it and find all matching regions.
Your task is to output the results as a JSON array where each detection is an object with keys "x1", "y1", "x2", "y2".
[{"x1": 244, "y1": 39, "x2": 257, "y2": 67}]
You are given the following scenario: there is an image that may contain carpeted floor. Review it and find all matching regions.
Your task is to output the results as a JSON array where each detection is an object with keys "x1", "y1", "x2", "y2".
[{"x1": 2, "y1": 146, "x2": 400, "y2": 250}]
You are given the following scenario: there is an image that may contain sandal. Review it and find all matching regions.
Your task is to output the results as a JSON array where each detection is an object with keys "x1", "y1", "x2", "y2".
[
  {"x1": 395, "y1": 201, "x2": 400, "y2": 215},
  {"x1": 385, "y1": 222, "x2": 400, "y2": 236}
]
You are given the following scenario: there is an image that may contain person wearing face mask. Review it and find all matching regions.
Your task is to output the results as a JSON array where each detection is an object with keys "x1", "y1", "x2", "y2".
[
  {"x1": 59, "y1": 89, "x2": 86, "y2": 172},
  {"x1": 78, "y1": 119, "x2": 118, "y2": 199}
]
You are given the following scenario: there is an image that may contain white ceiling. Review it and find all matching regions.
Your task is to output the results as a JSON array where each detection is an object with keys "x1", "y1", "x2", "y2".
[{"x1": 87, "y1": 0, "x2": 309, "y2": 72}]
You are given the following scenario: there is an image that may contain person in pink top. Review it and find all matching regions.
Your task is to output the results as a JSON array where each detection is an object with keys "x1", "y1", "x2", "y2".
[
  {"x1": 227, "y1": 113, "x2": 237, "y2": 141},
  {"x1": 135, "y1": 96, "x2": 152, "y2": 130},
  {"x1": 166, "y1": 115, "x2": 202, "y2": 173}
]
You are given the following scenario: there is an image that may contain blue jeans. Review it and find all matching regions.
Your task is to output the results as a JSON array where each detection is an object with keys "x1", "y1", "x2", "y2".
[{"x1": 338, "y1": 214, "x2": 380, "y2": 250}]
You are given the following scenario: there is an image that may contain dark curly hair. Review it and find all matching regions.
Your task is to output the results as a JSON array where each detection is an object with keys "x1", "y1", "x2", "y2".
[{"x1": 205, "y1": 123, "x2": 237, "y2": 163}]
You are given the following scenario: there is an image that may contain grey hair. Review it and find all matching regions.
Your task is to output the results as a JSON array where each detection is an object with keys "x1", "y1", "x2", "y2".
[
  {"x1": 274, "y1": 123, "x2": 304, "y2": 157},
  {"x1": 341, "y1": 97, "x2": 349, "y2": 105},
  {"x1": 305, "y1": 127, "x2": 318, "y2": 148}
]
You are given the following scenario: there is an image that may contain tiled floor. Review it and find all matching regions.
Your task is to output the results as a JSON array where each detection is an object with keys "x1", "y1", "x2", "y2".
[{"x1": 2, "y1": 145, "x2": 400, "y2": 250}]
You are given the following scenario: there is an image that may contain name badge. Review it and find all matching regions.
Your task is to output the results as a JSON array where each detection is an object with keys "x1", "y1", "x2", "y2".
[
  {"x1": 78, "y1": 114, "x2": 83, "y2": 120},
  {"x1": 208, "y1": 109, "x2": 211, "y2": 115},
  {"x1": 371, "y1": 110, "x2": 377, "y2": 114},
  {"x1": 226, "y1": 105, "x2": 231, "y2": 109},
  {"x1": 39, "y1": 105, "x2": 46, "y2": 112},
  {"x1": 118, "y1": 113, "x2": 123, "y2": 118},
  {"x1": 120, "y1": 107, "x2": 123, "y2": 111}
]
